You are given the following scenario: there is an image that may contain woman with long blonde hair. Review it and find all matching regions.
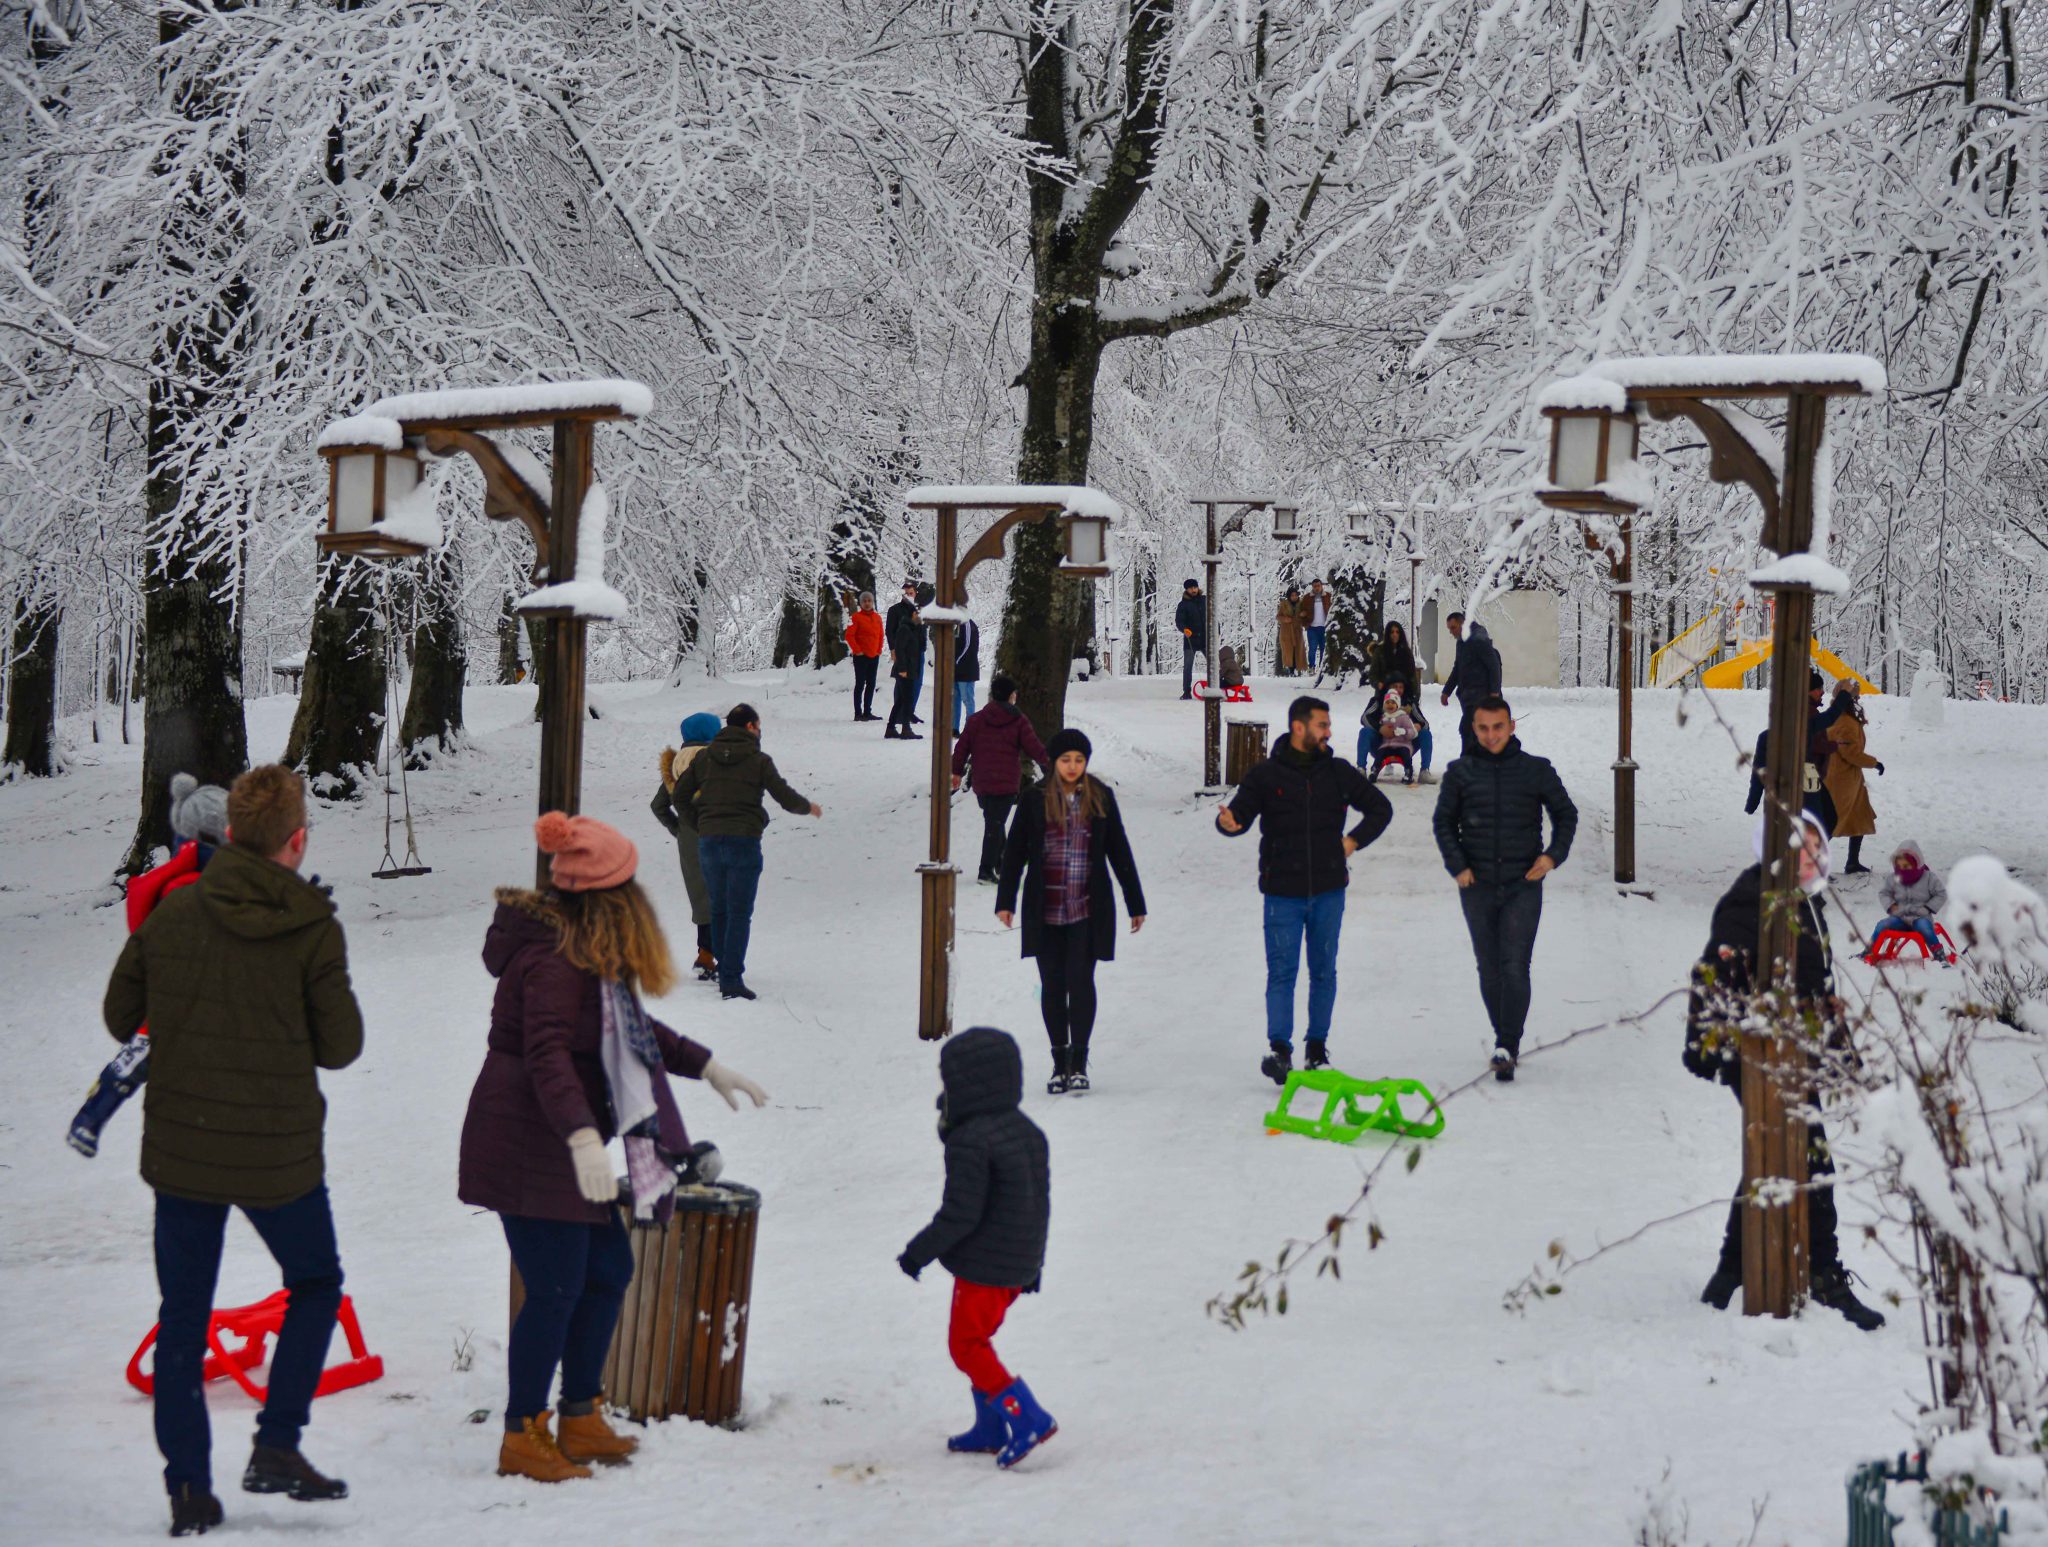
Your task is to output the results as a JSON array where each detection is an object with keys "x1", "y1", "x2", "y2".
[
  {"x1": 459, "y1": 813, "x2": 769, "y2": 1482},
  {"x1": 995, "y1": 730, "x2": 1147, "y2": 1094}
]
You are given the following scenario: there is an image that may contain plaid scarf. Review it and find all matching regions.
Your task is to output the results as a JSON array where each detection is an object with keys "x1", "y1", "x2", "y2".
[
  {"x1": 1043, "y1": 792, "x2": 1092, "y2": 926},
  {"x1": 598, "y1": 977, "x2": 681, "y2": 1221}
]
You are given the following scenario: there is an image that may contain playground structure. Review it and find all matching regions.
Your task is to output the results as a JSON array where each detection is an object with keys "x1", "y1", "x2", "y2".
[{"x1": 1646, "y1": 599, "x2": 1878, "y2": 694}]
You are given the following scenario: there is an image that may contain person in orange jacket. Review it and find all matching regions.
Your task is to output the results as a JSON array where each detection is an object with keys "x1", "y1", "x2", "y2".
[
  {"x1": 844, "y1": 591, "x2": 886, "y2": 722},
  {"x1": 67, "y1": 773, "x2": 232, "y2": 1157}
]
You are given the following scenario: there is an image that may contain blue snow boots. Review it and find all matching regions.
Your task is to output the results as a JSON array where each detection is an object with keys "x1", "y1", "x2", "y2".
[
  {"x1": 947, "y1": 1388, "x2": 1007, "y2": 1454},
  {"x1": 994, "y1": 1378, "x2": 1056, "y2": 1468},
  {"x1": 67, "y1": 1037, "x2": 151, "y2": 1157}
]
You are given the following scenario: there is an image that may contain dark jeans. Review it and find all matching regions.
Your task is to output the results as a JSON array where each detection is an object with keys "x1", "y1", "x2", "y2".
[
  {"x1": 1457, "y1": 706, "x2": 1479, "y2": 760},
  {"x1": 1457, "y1": 878, "x2": 1544, "y2": 1056},
  {"x1": 887, "y1": 667, "x2": 920, "y2": 732},
  {"x1": 500, "y1": 1212, "x2": 634, "y2": 1426},
  {"x1": 1358, "y1": 723, "x2": 1433, "y2": 771},
  {"x1": 1181, "y1": 637, "x2": 1208, "y2": 695},
  {"x1": 699, "y1": 834, "x2": 765, "y2": 987},
  {"x1": 153, "y1": 1184, "x2": 343, "y2": 1491},
  {"x1": 976, "y1": 793, "x2": 1016, "y2": 881},
  {"x1": 1305, "y1": 625, "x2": 1327, "y2": 669},
  {"x1": 1712, "y1": 1095, "x2": 1843, "y2": 1281},
  {"x1": 1035, "y1": 919, "x2": 1098, "y2": 1070},
  {"x1": 1263, "y1": 886, "x2": 1346, "y2": 1046},
  {"x1": 851, "y1": 655, "x2": 879, "y2": 717}
]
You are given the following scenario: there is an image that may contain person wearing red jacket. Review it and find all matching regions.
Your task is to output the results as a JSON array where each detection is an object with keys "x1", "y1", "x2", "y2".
[
  {"x1": 67, "y1": 774, "x2": 230, "y2": 1158},
  {"x1": 842, "y1": 591, "x2": 886, "y2": 722},
  {"x1": 952, "y1": 675, "x2": 1050, "y2": 885}
]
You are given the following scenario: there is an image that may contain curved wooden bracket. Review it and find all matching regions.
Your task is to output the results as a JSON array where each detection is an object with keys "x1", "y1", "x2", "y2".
[
  {"x1": 953, "y1": 503, "x2": 1063, "y2": 593},
  {"x1": 1641, "y1": 399, "x2": 1782, "y2": 540},
  {"x1": 412, "y1": 426, "x2": 552, "y2": 576}
]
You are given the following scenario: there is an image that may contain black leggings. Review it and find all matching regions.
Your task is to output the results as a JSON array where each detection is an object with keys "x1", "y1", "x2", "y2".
[{"x1": 1035, "y1": 921, "x2": 1098, "y2": 1070}]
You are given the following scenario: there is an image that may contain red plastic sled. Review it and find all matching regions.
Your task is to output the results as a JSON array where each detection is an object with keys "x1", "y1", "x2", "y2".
[
  {"x1": 1861, "y1": 923, "x2": 1959, "y2": 966},
  {"x1": 126, "y1": 1291, "x2": 384, "y2": 1403},
  {"x1": 1195, "y1": 679, "x2": 1254, "y2": 703}
]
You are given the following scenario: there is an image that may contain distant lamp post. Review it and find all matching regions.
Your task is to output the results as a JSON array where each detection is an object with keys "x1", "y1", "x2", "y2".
[
  {"x1": 1189, "y1": 494, "x2": 1287, "y2": 791},
  {"x1": 904, "y1": 485, "x2": 1119, "y2": 1042},
  {"x1": 1345, "y1": 505, "x2": 1430, "y2": 648},
  {"x1": 1532, "y1": 355, "x2": 1882, "y2": 1320},
  {"x1": 1271, "y1": 504, "x2": 1301, "y2": 541},
  {"x1": 1344, "y1": 507, "x2": 1373, "y2": 542}
]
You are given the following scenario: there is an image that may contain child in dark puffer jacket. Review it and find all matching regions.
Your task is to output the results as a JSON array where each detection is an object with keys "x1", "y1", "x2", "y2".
[{"x1": 898, "y1": 1028, "x2": 1055, "y2": 1468}]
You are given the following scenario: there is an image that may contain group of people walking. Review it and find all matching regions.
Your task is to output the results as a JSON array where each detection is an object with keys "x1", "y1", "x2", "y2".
[{"x1": 1273, "y1": 578, "x2": 1333, "y2": 675}]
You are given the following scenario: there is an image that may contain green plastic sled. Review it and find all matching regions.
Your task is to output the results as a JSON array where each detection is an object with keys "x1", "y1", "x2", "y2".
[{"x1": 1262, "y1": 1068, "x2": 1446, "y2": 1144}]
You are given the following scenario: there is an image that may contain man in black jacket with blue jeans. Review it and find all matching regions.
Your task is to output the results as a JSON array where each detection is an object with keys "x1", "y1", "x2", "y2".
[
  {"x1": 1217, "y1": 695, "x2": 1394, "y2": 1083},
  {"x1": 1432, "y1": 696, "x2": 1577, "y2": 1080}
]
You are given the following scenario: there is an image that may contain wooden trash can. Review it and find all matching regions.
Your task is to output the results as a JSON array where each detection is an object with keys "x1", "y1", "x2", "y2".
[
  {"x1": 601, "y1": 1182, "x2": 761, "y2": 1425},
  {"x1": 1225, "y1": 720, "x2": 1269, "y2": 786}
]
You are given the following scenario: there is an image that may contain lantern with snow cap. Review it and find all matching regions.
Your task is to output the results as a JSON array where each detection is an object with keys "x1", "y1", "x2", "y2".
[
  {"x1": 1271, "y1": 504, "x2": 1300, "y2": 540},
  {"x1": 316, "y1": 422, "x2": 431, "y2": 559},
  {"x1": 1536, "y1": 378, "x2": 1640, "y2": 515},
  {"x1": 1059, "y1": 511, "x2": 1112, "y2": 576},
  {"x1": 1344, "y1": 507, "x2": 1373, "y2": 543}
]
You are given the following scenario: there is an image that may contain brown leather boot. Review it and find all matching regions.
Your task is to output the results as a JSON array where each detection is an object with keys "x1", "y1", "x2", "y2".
[
  {"x1": 557, "y1": 1405, "x2": 638, "y2": 1465},
  {"x1": 695, "y1": 948, "x2": 718, "y2": 980},
  {"x1": 497, "y1": 1412, "x2": 593, "y2": 1483}
]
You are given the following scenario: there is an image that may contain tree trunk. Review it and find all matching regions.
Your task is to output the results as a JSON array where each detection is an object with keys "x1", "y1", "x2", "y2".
[
  {"x1": 672, "y1": 562, "x2": 709, "y2": 670},
  {"x1": 496, "y1": 593, "x2": 523, "y2": 683},
  {"x1": 3, "y1": 597, "x2": 60, "y2": 776},
  {"x1": 402, "y1": 545, "x2": 465, "y2": 763},
  {"x1": 284, "y1": 553, "x2": 385, "y2": 796},
  {"x1": 771, "y1": 589, "x2": 813, "y2": 667},
  {"x1": 814, "y1": 580, "x2": 849, "y2": 668}
]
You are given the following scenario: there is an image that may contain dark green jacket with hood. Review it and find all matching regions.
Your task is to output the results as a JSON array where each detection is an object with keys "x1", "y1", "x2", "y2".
[
  {"x1": 103, "y1": 842, "x2": 364, "y2": 1208},
  {"x1": 669, "y1": 726, "x2": 812, "y2": 839},
  {"x1": 901, "y1": 1029, "x2": 1049, "y2": 1289}
]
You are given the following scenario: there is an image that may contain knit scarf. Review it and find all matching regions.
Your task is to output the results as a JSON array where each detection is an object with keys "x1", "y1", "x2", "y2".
[
  {"x1": 597, "y1": 977, "x2": 688, "y2": 1222},
  {"x1": 1896, "y1": 862, "x2": 1927, "y2": 886}
]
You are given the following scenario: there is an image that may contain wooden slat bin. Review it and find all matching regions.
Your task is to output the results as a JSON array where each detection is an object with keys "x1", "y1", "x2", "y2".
[
  {"x1": 1225, "y1": 720, "x2": 1269, "y2": 786},
  {"x1": 601, "y1": 1182, "x2": 761, "y2": 1425}
]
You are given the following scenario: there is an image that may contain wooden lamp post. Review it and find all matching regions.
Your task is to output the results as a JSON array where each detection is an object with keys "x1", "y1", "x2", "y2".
[
  {"x1": 1190, "y1": 496, "x2": 1293, "y2": 791},
  {"x1": 315, "y1": 382, "x2": 647, "y2": 884},
  {"x1": 903, "y1": 487, "x2": 1116, "y2": 1041},
  {"x1": 1534, "y1": 356, "x2": 1881, "y2": 1316}
]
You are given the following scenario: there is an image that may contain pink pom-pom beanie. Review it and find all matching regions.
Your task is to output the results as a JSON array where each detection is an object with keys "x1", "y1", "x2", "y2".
[{"x1": 534, "y1": 811, "x2": 638, "y2": 892}]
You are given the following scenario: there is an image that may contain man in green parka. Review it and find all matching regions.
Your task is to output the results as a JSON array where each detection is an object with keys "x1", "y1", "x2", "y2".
[{"x1": 104, "y1": 764, "x2": 364, "y2": 1536}]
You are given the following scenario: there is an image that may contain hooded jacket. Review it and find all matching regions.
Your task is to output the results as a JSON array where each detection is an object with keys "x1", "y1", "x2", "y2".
[
  {"x1": 102, "y1": 842, "x2": 363, "y2": 1207},
  {"x1": 669, "y1": 726, "x2": 812, "y2": 839},
  {"x1": 1682, "y1": 864, "x2": 1834, "y2": 1088},
  {"x1": 1431, "y1": 735, "x2": 1578, "y2": 885},
  {"x1": 458, "y1": 891, "x2": 711, "y2": 1224},
  {"x1": 1444, "y1": 622, "x2": 1503, "y2": 711},
  {"x1": 1174, "y1": 591, "x2": 1207, "y2": 640},
  {"x1": 1880, "y1": 840, "x2": 1946, "y2": 921},
  {"x1": 1217, "y1": 735, "x2": 1394, "y2": 897},
  {"x1": 953, "y1": 700, "x2": 1050, "y2": 797},
  {"x1": 885, "y1": 596, "x2": 926, "y2": 663},
  {"x1": 901, "y1": 1029, "x2": 1049, "y2": 1289}
]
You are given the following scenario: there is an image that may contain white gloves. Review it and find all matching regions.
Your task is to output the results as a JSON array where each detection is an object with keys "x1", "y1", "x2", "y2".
[
  {"x1": 703, "y1": 1059, "x2": 769, "y2": 1111},
  {"x1": 566, "y1": 1127, "x2": 616, "y2": 1205}
]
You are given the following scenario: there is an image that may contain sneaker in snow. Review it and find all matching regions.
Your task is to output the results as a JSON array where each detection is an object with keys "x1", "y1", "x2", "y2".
[
  {"x1": 1046, "y1": 1071, "x2": 1069, "y2": 1096},
  {"x1": 1260, "y1": 1043, "x2": 1293, "y2": 1085},
  {"x1": 1417, "y1": 769, "x2": 1438, "y2": 784},
  {"x1": 1303, "y1": 1041, "x2": 1330, "y2": 1071},
  {"x1": 1491, "y1": 1047, "x2": 1516, "y2": 1082},
  {"x1": 1066, "y1": 1071, "x2": 1090, "y2": 1094},
  {"x1": 720, "y1": 982, "x2": 758, "y2": 1002}
]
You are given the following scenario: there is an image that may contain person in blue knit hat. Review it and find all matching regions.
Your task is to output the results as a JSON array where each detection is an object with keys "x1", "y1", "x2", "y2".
[{"x1": 650, "y1": 713, "x2": 724, "y2": 981}]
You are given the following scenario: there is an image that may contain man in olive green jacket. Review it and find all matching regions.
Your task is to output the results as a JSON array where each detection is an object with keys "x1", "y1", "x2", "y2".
[
  {"x1": 104, "y1": 765, "x2": 363, "y2": 1534},
  {"x1": 670, "y1": 702, "x2": 822, "y2": 999}
]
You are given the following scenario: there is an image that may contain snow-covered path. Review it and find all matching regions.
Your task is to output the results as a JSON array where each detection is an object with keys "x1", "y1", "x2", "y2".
[{"x1": 4, "y1": 669, "x2": 2043, "y2": 1545}]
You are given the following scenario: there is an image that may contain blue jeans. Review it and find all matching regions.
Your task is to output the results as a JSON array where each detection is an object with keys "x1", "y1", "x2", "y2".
[
  {"x1": 500, "y1": 1213, "x2": 634, "y2": 1427},
  {"x1": 1876, "y1": 915, "x2": 1940, "y2": 952},
  {"x1": 1263, "y1": 887, "x2": 1346, "y2": 1046},
  {"x1": 699, "y1": 835, "x2": 765, "y2": 987},
  {"x1": 955, "y1": 680, "x2": 977, "y2": 734},
  {"x1": 153, "y1": 1185, "x2": 343, "y2": 1491},
  {"x1": 1305, "y1": 625, "x2": 1327, "y2": 668},
  {"x1": 1458, "y1": 878, "x2": 1545, "y2": 1056},
  {"x1": 1358, "y1": 724, "x2": 1434, "y2": 772}
]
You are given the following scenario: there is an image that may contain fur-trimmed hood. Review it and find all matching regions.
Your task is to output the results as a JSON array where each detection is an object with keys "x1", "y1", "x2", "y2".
[
  {"x1": 660, "y1": 743, "x2": 708, "y2": 791},
  {"x1": 483, "y1": 888, "x2": 564, "y2": 977}
]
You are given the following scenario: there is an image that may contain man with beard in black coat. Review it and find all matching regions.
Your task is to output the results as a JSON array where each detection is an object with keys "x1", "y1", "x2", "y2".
[
  {"x1": 1216, "y1": 695, "x2": 1394, "y2": 1084},
  {"x1": 1431, "y1": 696, "x2": 1577, "y2": 1081}
]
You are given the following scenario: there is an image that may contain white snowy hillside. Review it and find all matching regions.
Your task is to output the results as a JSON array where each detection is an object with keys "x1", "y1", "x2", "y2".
[{"x1": 5, "y1": 667, "x2": 2046, "y2": 1546}]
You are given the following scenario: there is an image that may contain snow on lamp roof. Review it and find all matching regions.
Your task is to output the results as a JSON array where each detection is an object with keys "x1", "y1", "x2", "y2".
[
  {"x1": 903, "y1": 484, "x2": 1122, "y2": 520},
  {"x1": 1748, "y1": 552, "x2": 1850, "y2": 595},
  {"x1": 1571, "y1": 353, "x2": 1886, "y2": 396},
  {"x1": 364, "y1": 379, "x2": 653, "y2": 425},
  {"x1": 317, "y1": 414, "x2": 405, "y2": 451},
  {"x1": 1536, "y1": 376, "x2": 1629, "y2": 413}
]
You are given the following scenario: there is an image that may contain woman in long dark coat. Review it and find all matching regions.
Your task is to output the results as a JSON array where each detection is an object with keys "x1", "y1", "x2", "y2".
[{"x1": 995, "y1": 729, "x2": 1146, "y2": 1095}]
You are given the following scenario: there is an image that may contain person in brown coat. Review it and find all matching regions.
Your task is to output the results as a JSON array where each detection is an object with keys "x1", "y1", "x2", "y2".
[
  {"x1": 459, "y1": 812, "x2": 768, "y2": 1482},
  {"x1": 1276, "y1": 588, "x2": 1308, "y2": 676},
  {"x1": 1824, "y1": 680, "x2": 1884, "y2": 872},
  {"x1": 102, "y1": 764, "x2": 364, "y2": 1535}
]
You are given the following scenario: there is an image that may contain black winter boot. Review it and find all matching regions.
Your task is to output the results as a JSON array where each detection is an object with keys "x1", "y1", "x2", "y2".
[
  {"x1": 1491, "y1": 1046, "x2": 1517, "y2": 1083},
  {"x1": 242, "y1": 1444, "x2": 347, "y2": 1501},
  {"x1": 1046, "y1": 1046, "x2": 1069, "y2": 1096},
  {"x1": 1811, "y1": 1268, "x2": 1886, "y2": 1331},
  {"x1": 169, "y1": 1484, "x2": 223, "y2": 1536},
  {"x1": 1701, "y1": 1200, "x2": 1743, "y2": 1309},
  {"x1": 1303, "y1": 1040, "x2": 1330, "y2": 1071},
  {"x1": 1260, "y1": 1042, "x2": 1293, "y2": 1085},
  {"x1": 1067, "y1": 1045, "x2": 1090, "y2": 1094}
]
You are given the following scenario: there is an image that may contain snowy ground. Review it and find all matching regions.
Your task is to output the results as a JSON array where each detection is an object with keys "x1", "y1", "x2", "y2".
[{"x1": 3, "y1": 667, "x2": 2045, "y2": 1546}]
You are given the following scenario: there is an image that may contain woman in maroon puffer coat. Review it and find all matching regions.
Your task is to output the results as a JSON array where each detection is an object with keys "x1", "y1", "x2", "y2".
[{"x1": 460, "y1": 812, "x2": 767, "y2": 1482}]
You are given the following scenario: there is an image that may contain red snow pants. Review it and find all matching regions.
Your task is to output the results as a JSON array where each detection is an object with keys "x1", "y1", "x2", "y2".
[{"x1": 948, "y1": 1279, "x2": 1022, "y2": 1395}]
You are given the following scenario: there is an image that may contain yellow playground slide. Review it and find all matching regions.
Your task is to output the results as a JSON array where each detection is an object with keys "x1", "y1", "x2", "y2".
[{"x1": 1699, "y1": 638, "x2": 1878, "y2": 695}]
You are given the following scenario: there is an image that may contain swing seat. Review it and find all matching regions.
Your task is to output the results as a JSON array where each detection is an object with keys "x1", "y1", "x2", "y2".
[
  {"x1": 1262, "y1": 1069, "x2": 1446, "y2": 1144},
  {"x1": 372, "y1": 864, "x2": 433, "y2": 879},
  {"x1": 1862, "y1": 923, "x2": 1959, "y2": 965},
  {"x1": 125, "y1": 1291, "x2": 384, "y2": 1403},
  {"x1": 1195, "y1": 679, "x2": 1254, "y2": 703}
]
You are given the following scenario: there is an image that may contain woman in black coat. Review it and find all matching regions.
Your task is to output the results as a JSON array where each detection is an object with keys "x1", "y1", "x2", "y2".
[{"x1": 995, "y1": 729, "x2": 1146, "y2": 1095}]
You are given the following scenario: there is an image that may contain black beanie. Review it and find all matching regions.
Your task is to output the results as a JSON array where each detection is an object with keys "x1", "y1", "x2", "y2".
[
  {"x1": 1183, "y1": 578, "x2": 1199, "y2": 589},
  {"x1": 1047, "y1": 728, "x2": 1092, "y2": 764}
]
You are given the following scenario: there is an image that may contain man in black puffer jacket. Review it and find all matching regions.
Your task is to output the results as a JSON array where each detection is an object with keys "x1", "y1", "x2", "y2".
[
  {"x1": 1216, "y1": 695, "x2": 1394, "y2": 1083},
  {"x1": 1439, "y1": 612, "x2": 1503, "y2": 760},
  {"x1": 899, "y1": 1028, "x2": 1057, "y2": 1467},
  {"x1": 1431, "y1": 696, "x2": 1577, "y2": 1080}
]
